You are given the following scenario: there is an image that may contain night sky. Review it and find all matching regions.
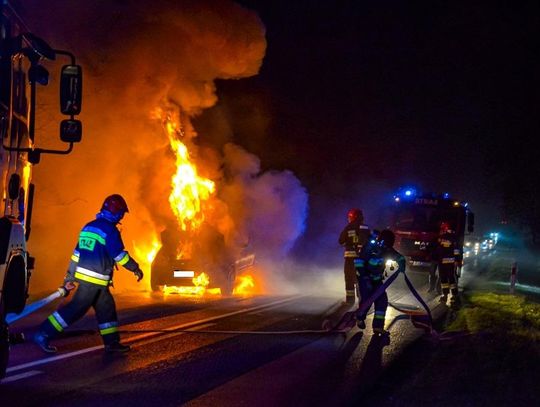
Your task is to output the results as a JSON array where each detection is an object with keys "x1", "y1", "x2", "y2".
[{"x1": 195, "y1": 0, "x2": 539, "y2": 259}]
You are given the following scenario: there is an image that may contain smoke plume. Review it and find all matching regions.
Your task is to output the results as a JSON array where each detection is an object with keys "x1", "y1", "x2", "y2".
[{"x1": 19, "y1": 0, "x2": 308, "y2": 292}]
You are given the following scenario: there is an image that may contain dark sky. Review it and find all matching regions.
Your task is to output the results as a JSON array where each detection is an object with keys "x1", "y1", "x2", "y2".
[{"x1": 195, "y1": 0, "x2": 539, "y2": 257}]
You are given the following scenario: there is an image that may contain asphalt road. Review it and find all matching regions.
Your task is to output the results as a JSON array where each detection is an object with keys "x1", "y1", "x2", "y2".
[{"x1": 1, "y1": 258, "x2": 497, "y2": 406}]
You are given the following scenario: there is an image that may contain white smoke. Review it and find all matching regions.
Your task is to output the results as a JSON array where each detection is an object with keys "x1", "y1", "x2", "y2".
[{"x1": 220, "y1": 143, "x2": 308, "y2": 259}]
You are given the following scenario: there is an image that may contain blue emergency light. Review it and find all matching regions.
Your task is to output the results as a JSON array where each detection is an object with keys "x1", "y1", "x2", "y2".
[{"x1": 394, "y1": 186, "x2": 417, "y2": 201}]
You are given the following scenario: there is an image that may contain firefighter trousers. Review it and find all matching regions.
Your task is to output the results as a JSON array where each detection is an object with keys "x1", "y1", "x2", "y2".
[
  {"x1": 343, "y1": 257, "x2": 359, "y2": 302},
  {"x1": 357, "y1": 275, "x2": 388, "y2": 330},
  {"x1": 438, "y1": 263, "x2": 458, "y2": 296},
  {"x1": 39, "y1": 283, "x2": 120, "y2": 345}
]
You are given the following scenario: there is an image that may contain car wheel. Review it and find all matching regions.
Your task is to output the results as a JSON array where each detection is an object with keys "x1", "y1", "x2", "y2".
[
  {"x1": 220, "y1": 266, "x2": 236, "y2": 296},
  {"x1": 150, "y1": 268, "x2": 164, "y2": 292}
]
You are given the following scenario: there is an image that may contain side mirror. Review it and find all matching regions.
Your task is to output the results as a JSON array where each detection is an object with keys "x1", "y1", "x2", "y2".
[
  {"x1": 60, "y1": 65, "x2": 82, "y2": 115},
  {"x1": 467, "y1": 212, "x2": 475, "y2": 233},
  {"x1": 60, "y1": 119, "x2": 82, "y2": 143}
]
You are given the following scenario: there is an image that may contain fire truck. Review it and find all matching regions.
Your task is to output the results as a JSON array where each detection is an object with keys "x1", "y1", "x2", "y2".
[
  {"x1": 1, "y1": 1, "x2": 82, "y2": 378},
  {"x1": 380, "y1": 187, "x2": 474, "y2": 273}
]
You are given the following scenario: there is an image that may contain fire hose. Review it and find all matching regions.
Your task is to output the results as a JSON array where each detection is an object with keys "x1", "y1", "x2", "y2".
[
  {"x1": 5, "y1": 287, "x2": 70, "y2": 325},
  {"x1": 4, "y1": 276, "x2": 462, "y2": 341},
  {"x1": 120, "y1": 268, "x2": 442, "y2": 337}
]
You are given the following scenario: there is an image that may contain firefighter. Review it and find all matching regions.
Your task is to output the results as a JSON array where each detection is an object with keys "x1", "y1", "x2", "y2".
[
  {"x1": 33, "y1": 194, "x2": 144, "y2": 353},
  {"x1": 338, "y1": 208, "x2": 370, "y2": 304},
  {"x1": 355, "y1": 229, "x2": 406, "y2": 335},
  {"x1": 434, "y1": 222, "x2": 459, "y2": 305}
]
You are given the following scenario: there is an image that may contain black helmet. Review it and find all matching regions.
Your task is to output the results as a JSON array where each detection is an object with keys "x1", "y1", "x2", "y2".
[{"x1": 377, "y1": 229, "x2": 395, "y2": 248}]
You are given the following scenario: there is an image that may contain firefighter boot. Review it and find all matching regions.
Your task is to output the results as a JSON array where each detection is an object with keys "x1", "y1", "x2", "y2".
[
  {"x1": 373, "y1": 327, "x2": 389, "y2": 336},
  {"x1": 356, "y1": 319, "x2": 366, "y2": 330},
  {"x1": 33, "y1": 331, "x2": 57, "y2": 354},
  {"x1": 105, "y1": 341, "x2": 131, "y2": 353},
  {"x1": 345, "y1": 289, "x2": 356, "y2": 305},
  {"x1": 428, "y1": 273, "x2": 438, "y2": 293},
  {"x1": 449, "y1": 290, "x2": 460, "y2": 308}
]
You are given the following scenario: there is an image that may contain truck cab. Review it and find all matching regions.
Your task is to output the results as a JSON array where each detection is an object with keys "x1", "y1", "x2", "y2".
[
  {"x1": 380, "y1": 188, "x2": 474, "y2": 271},
  {"x1": 0, "y1": 0, "x2": 82, "y2": 378}
]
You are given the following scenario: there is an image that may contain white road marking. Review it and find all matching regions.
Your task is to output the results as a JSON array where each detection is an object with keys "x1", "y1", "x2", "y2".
[
  {"x1": 133, "y1": 323, "x2": 217, "y2": 347},
  {"x1": 1, "y1": 370, "x2": 43, "y2": 383},
  {"x1": 7, "y1": 295, "x2": 304, "y2": 375},
  {"x1": 6, "y1": 345, "x2": 104, "y2": 374},
  {"x1": 245, "y1": 300, "x2": 302, "y2": 315}
]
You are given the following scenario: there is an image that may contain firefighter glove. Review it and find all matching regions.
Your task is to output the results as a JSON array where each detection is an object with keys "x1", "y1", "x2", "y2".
[
  {"x1": 63, "y1": 272, "x2": 76, "y2": 285},
  {"x1": 134, "y1": 268, "x2": 144, "y2": 282},
  {"x1": 59, "y1": 281, "x2": 76, "y2": 297}
]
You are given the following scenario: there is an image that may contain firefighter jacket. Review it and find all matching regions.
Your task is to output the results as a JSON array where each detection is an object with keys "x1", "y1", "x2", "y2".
[
  {"x1": 354, "y1": 242, "x2": 406, "y2": 282},
  {"x1": 66, "y1": 216, "x2": 140, "y2": 287},
  {"x1": 339, "y1": 221, "x2": 370, "y2": 258},
  {"x1": 434, "y1": 233, "x2": 458, "y2": 265}
]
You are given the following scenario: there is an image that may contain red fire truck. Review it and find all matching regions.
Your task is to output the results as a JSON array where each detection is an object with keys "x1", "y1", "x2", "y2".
[
  {"x1": 381, "y1": 187, "x2": 474, "y2": 273},
  {"x1": 1, "y1": 0, "x2": 82, "y2": 378}
]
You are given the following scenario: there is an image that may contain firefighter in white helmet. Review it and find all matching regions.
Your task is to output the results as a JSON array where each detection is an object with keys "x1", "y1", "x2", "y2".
[{"x1": 338, "y1": 208, "x2": 370, "y2": 304}]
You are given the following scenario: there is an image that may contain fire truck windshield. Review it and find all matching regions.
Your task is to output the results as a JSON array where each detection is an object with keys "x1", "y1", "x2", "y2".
[{"x1": 393, "y1": 206, "x2": 459, "y2": 233}]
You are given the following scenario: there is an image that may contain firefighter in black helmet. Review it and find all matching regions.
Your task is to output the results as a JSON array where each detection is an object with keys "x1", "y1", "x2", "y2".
[
  {"x1": 355, "y1": 229, "x2": 406, "y2": 334},
  {"x1": 338, "y1": 208, "x2": 370, "y2": 304},
  {"x1": 33, "y1": 194, "x2": 144, "y2": 353}
]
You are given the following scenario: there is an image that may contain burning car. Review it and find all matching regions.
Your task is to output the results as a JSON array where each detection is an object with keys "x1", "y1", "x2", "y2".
[{"x1": 150, "y1": 225, "x2": 255, "y2": 296}]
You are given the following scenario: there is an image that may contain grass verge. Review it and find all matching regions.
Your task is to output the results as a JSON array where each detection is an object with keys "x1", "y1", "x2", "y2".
[{"x1": 360, "y1": 292, "x2": 540, "y2": 406}]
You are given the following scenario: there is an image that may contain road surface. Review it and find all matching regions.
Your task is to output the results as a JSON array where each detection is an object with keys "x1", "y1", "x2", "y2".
[{"x1": 1, "y1": 250, "x2": 522, "y2": 406}]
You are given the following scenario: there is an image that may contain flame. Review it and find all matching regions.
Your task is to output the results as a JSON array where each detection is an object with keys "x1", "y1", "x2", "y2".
[
  {"x1": 153, "y1": 106, "x2": 215, "y2": 232},
  {"x1": 233, "y1": 274, "x2": 255, "y2": 296},
  {"x1": 132, "y1": 233, "x2": 162, "y2": 290},
  {"x1": 146, "y1": 105, "x2": 260, "y2": 298},
  {"x1": 162, "y1": 272, "x2": 222, "y2": 297}
]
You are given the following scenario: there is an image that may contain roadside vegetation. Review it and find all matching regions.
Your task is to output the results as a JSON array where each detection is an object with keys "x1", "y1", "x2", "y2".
[{"x1": 361, "y1": 292, "x2": 540, "y2": 406}]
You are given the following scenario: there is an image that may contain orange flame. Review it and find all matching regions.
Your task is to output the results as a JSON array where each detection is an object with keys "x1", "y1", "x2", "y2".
[
  {"x1": 152, "y1": 107, "x2": 215, "y2": 232},
  {"x1": 162, "y1": 272, "x2": 222, "y2": 297},
  {"x1": 132, "y1": 233, "x2": 162, "y2": 290},
  {"x1": 233, "y1": 274, "x2": 255, "y2": 296},
  {"x1": 144, "y1": 106, "x2": 260, "y2": 298}
]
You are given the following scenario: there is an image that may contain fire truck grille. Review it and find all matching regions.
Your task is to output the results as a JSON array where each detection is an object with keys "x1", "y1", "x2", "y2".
[{"x1": 399, "y1": 238, "x2": 433, "y2": 253}]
